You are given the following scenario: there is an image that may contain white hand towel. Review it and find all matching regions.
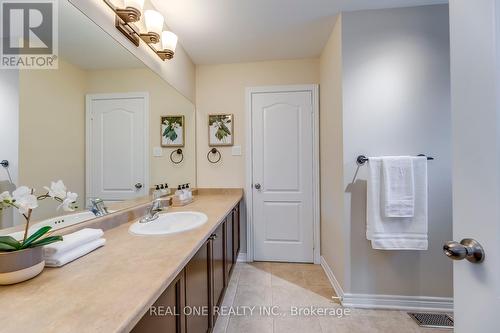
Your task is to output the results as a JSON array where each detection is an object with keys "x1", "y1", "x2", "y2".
[
  {"x1": 44, "y1": 238, "x2": 106, "y2": 267},
  {"x1": 43, "y1": 228, "x2": 104, "y2": 256},
  {"x1": 367, "y1": 156, "x2": 428, "y2": 250},
  {"x1": 382, "y1": 156, "x2": 415, "y2": 217}
]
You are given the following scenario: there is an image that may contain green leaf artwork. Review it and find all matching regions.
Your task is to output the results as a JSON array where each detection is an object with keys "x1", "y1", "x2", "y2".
[
  {"x1": 161, "y1": 116, "x2": 184, "y2": 146},
  {"x1": 209, "y1": 114, "x2": 233, "y2": 144}
]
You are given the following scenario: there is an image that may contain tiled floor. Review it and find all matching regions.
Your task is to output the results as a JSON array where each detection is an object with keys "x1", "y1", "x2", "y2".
[{"x1": 213, "y1": 262, "x2": 452, "y2": 333}]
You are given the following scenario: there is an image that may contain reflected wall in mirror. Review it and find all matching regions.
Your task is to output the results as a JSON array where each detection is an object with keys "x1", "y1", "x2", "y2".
[{"x1": 0, "y1": 0, "x2": 195, "y2": 231}]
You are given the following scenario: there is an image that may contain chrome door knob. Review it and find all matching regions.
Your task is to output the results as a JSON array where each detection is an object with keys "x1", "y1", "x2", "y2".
[
  {"x1": 134, "y1": 183, "x2": 143, "y2": 190},
  {"x1": 443, "y1": 238, "x2": 485, "y2": 263},
  {"x1": 254, "y1": 183, "x2": 261, "y2": 190}
]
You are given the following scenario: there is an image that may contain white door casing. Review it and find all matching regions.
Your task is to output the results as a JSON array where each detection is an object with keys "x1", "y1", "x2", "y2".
[
  {"x1": 246, "y1": 85, "x2": 320, "y2": 263},
  {"x1": 86, "y1": 93, "x2": 149, "y2": 204},
  {"x1": 449, "y1": 0, "x2": 500, "y2": 332}
]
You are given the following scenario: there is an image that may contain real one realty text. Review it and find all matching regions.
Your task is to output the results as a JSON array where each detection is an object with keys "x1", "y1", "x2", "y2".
[{"x1": 149, "y1": 305, "x2": 351, "y2": 318}]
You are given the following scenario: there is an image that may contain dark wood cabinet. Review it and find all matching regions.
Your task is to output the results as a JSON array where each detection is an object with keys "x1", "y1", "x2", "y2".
[
  {"x1": 185, "y1": 240, "x2": 210, "y2": 333},
  {"x1": 132, "y1": 271, "x2": 186, "y2": 333},
  {"x1": 210, "y1": 223, "x2": 225, "y2": 324},
  {"x1": 224, "y1": 213, "x2": 233, "y2": 281},
  {"x1": 133, "y1": 200, "x2": 241, "y2": 333},
  {"x1": 232, "y1": 204, "x2": 240, "y2": 264}
]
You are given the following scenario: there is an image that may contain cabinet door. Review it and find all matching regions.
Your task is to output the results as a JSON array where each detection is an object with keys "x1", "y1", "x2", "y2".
[
  {"x1": 132, "y1": 271, "x2": 185, "y2": 333},
  {"x1": 225, "y1": 215, "x2": 233, "y2": 282},
  {"x1": 232, "y1": 204, "x2": 240, "y2": 263},
  {"x1": 211, "y1": 223, "x2": 225, "y2": 325},
  {"x1": 185, "y1": 240, "x2": 210, "y2": 333}
]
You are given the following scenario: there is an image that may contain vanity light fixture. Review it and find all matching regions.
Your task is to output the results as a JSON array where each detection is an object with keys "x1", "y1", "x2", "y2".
[
  {"x1": 157, "y1": 31, "x2": 178, "y2": 60},
  {"x1": 103, "y1": 0, "x2": 178, "y2": 61}
]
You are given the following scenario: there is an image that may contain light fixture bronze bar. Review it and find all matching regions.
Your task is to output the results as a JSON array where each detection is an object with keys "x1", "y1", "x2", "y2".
[
  {"x1": 102, "y1": 0, "x2": 174, "y2": 61},
  {"x1": 115, "y1": 17, "x2": 140, "y2": 47}
]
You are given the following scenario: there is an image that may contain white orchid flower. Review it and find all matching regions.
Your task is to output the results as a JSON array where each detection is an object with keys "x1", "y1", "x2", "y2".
[
  {"x1": 0, "y1": 191, "x2": 12, "y2": 203},
  {"x1": 59, "y1": 191, "x2": 78, "y2": 212},
  {"x1": 0, "y1": 191, "x2": 12, "y2": 210},
  {"x1": 12, "y1": 186, "x2": 38, "y2": 214},
  {"x1": 44, "y1": 180, "x2": 67, "y2": 199}
]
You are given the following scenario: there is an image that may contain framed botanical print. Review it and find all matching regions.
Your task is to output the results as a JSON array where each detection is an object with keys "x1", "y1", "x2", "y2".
[
  {"x1": 161, "y1": 115, "x2": 185, "y2": 147},
  {"x1": 208, "y1": 114, "x2": 233, "y2": 146}
]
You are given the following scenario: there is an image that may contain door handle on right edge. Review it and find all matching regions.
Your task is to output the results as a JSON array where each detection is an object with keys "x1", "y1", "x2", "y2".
[
  {"x1": 443, "y1": 238, "x2": 485, "y2": 263},
  {"x1": 254, "y1": 183, "x2": 261, "y2": 190}
]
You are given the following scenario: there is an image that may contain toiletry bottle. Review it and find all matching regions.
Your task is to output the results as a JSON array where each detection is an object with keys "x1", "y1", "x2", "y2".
[
  {"x1": 186, "y1": 183, "x2": 192, "y2": 199},
  {"x1": 175, "y1": 185, "x2": 185, "y2": 201},
  {"x1": 164, "y1": 183, "x2": 170, "y2": 195},
  {"x1": 153, "y1": 185, "x2": 161, "y2": 199}
]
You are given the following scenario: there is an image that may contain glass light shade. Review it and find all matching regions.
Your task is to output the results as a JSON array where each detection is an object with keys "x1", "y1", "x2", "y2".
[
  {"x1": 161, "y1": 31, "x2": 178, "y2": 52},
  {"x1": 144, "y1": 10, "x2": 164, "y2": 36},
  {"x1": 124, "y1": 0, "x2": 144, "y2": 10}
]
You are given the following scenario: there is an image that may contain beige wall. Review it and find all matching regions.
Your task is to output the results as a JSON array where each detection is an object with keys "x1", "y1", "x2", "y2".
[
  {"x1": 86, "y1": 68, "x2": 196, "y2": 188},
  {"x1": 19, "y1": 60, "x2": 87, "y2": 221},
  {"x1": 196, "y1": 58, "x2": 320, "y2": 253},
  {"x1": 70, "y1": 0, "x2": 196, "y2": 102},
  {"x1": 18, "y1": 62, "x2": 195, "y2": 223},
  {"x1": 196, "y1": 58, "x2": 320, "y2": 188},
  {"x1": 319, "y1": 15, "x2": 347, "y2": 290}
]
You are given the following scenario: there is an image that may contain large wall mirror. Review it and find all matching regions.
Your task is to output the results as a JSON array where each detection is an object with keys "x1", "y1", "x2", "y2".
[{"x1": 0, "y1": 0, "x2": 196, "y2": 231}]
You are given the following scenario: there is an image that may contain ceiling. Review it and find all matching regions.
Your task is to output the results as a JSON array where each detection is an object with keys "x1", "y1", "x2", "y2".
[
  {"x1": 59, "y1": 0, "x2": 143, "y2": 70},
  {"x1": 151, "y1": 0, "x2": 447, "y2": 65}
]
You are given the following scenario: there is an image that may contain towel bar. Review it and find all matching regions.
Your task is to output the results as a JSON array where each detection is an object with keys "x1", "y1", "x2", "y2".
[{"x1": 356, "y1": 154, "x2": 434, "y2": 166}]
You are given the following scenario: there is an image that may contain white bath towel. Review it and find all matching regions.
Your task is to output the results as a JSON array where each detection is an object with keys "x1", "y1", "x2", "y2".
[
  {"x1": 43, "y1": 228, "x2": 104, "y2": 256},
  {"x1": 44, "y1": 238, "x2": 106, "y2": 267},
  {"x1": 382, "y1": 156, "x2": 415, "y2": 217},
  {"x1": 367, "y1": 156, "x2": 428, "y2": 250}
]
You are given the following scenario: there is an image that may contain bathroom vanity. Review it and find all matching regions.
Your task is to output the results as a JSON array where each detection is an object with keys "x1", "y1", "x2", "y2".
[
  {"x1": 0, "y1": 189, "x2": 242, "y2": 333},
  {"x1": 132, "y1": 194, "x2": 240, "y2": 333}
]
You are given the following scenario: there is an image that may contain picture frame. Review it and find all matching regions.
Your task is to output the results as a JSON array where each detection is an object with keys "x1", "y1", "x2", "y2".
[
  {"x1": 208, "y1": 114, "x2": 234, "y2": 146},
  {"x1": 161, "y1": 115, "x2": 185, "y2": 147}
]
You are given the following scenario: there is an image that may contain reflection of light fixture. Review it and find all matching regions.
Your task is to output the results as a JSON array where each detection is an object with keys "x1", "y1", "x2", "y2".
[
  {"x1": 103, "y1": 0, "x2": 177, "y2": 61},
  {"x1": 115, "y1": 0, "x2": 144, "y2": 22},
  {"x1": 141, "y1": 10, "x2": 164, "y2": 44},
  {"x1": 157, "y1": 31, "x2": 178, "y2": 60}
]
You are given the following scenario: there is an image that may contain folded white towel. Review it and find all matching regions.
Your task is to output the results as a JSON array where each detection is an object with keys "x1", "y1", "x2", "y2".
[
  {"x1": 382, "y1": 156, "x2": 415, "y2": 217},
  {"x1": 44, "y1": 238, "x2": 106, "y2": 267},
  {"x1": 43, "y1": 228, "x2": 104, "y2": 256},
  {"x1": 367, "y1": 156, "x2": 428, "y2": 250}
]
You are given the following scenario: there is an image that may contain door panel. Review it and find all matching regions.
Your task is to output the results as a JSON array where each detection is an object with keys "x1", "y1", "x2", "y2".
[
  {"x1": 251, "y1": 89, "x2": 314, "y2": 262},
  {"x1": 212, "y1": 224, "x2": 224, "y2": 305},
  {"x1": 87, "y1": 94, "x2": 148, "y2": 203},
  {"x1": 449, "y1": 1, "x2": 500, "y2": 331},
  {"x1": 132, "y1": 271, "x2": 185, "y2": 333},
  {"x1": 233, "y1": 205, "x2": 240, "y2": 262},
  {"x1": 225, "y1": 215, "x2": 233, "y2": 280},
  {"x1": 185, "y1": 240, "x2": 210, "y2": 333}
]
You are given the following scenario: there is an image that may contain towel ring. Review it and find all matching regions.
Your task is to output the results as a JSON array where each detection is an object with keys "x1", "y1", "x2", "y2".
[
  {"x1": 207, "y1": 148, "x2": 221, "y2": 164},
  {"x1": 170, "y1": 149, "x2": 184, "y2": 164}
]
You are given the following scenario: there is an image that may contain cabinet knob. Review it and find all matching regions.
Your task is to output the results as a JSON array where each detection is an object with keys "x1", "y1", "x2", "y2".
[{"x1": 210, "y1": 233, "x2": 217, "y2": 240}]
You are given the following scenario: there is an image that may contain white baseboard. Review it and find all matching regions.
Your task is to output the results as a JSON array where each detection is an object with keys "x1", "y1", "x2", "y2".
[
  {"x1": 320, "y1": 256, "x2": 453, "y2": 312},
  {"x1": 237, "y1": 252, "x2": 247, "y2": 262},
  {"x1": 320, "y1": 256, "x2": 345, "y2": 300}
]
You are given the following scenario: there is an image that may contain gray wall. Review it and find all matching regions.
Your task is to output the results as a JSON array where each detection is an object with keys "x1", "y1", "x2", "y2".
[
  {"x1": 0, "y1": 69, "x2": 19, "y2": 228},
  {"x1": 341, "y1": 5, "x2": 452, "y2": 297}
]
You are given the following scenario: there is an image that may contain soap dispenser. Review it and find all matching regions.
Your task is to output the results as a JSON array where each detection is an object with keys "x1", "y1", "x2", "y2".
[
  {"x1": 175, "y1": 185, "x2": 185, "y2": 201},
  {"x1": 186, "y1": 183, "x2": 193, "y2": 199}
]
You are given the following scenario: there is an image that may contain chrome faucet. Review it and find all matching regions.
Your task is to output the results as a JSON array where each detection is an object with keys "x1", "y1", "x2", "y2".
[
  {"x1": 139, "y1": 198, "x2": 164, "y2": 223},
  {"x1": 89, "y1": 198, "x2": 108, "y2": 217}
]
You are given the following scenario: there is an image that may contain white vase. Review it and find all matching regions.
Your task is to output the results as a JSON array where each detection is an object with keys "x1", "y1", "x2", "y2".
[{"x1": 0, "y1": 247, "x2": 45, "y2": 285}]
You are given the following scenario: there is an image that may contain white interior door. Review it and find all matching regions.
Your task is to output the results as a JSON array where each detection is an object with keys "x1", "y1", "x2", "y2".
[
  {"x1": 250, "y1": 86, "x2": 316, "y2": 263},
  {"x1": 449, "y1": 1, "x2": 499, "y2": 331},
  {"x1": 86, "y1": 93, "x2": 149, "y2": 204}
]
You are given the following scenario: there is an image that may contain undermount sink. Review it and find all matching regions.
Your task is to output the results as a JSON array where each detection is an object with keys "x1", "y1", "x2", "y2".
[{"x1": 129, "y1": 211, "x2": 208, "y2": 236}]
